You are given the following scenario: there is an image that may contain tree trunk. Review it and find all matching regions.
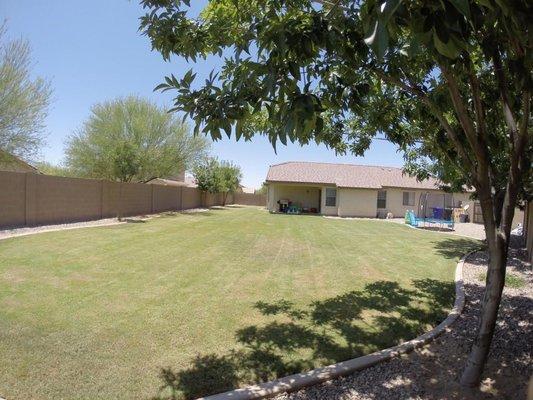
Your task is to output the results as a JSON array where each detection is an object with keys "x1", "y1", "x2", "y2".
[
  {"x1": 461, "y1": 188, "x2": 516, "y2": 386},
  {"x1": 117, "y1": 182, "x2": 123, "y2": 221},
  {"x1": 460, "y1": 229, "x2": 507, "y2": 386}
]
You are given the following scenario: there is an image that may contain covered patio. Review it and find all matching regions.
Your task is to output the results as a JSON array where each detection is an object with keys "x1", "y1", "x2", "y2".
[{"x1": 267, "y1": 183, "x2": 323, "y2": 214}]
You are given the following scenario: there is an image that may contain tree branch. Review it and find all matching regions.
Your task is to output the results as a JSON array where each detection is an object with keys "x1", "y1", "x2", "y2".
[
  {"x1": 372, "y1": 67, "x2": 477, "y2": 178},
  {"x1": 492, "y1": 48, "x2": 519, "y2": 147},
  {"x1": 440, "y1": 62, "x2": 498, "y2": 229},
  {"x1": 501, "y1": 89, "x2": 531, "y2": 231},
  {"x1": 439, "y1": 64, "x2": 482, "y2": 157},
  {"x1": 466, "y1": 60, "x2": 489, "y2": 148}
]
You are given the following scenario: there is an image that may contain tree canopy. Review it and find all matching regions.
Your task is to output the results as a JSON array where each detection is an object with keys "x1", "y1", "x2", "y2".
[
  {"x1": 192, "y1": 157, "x2": 222, "y2": 193},
  {"x1": 140, "y1": 0, "x2": 531, "y2": 387},
  {"x1": 192, "y1": 157, "x2": 242, "y2": 204},
  {"x1": 0, "y1": 23, "x2": 52, "y2": 162},
  {"x1": 65, "y1": 96, "x2": 210, "y2": 182},
  {"x1": 34, "y1": 161, "x2": 73, "y2": 177},
  {"x1": 218, "y1": 160, "x2": 243, "y2": 204}
]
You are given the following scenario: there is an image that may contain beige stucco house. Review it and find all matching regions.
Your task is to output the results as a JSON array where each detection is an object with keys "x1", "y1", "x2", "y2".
[{"x1": 266, "y1": 162, "x2": 473, "y2": 219}]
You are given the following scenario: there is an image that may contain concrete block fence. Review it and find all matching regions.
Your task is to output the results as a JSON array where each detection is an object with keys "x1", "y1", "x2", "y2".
[{"x1": 0, "y1": 171, "x2": 265, "y2": 229}]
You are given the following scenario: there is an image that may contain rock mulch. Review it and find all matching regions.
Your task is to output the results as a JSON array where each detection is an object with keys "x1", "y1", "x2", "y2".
[
  {"x1": 0, "y1": 218, "x2": 124, "y2": 240},
  {"x1": 0, "y1": 208, "x2": 218, "y2": 240},
  {"x1": 275, "y1": 248, "x2": 532, "y2": 400}
]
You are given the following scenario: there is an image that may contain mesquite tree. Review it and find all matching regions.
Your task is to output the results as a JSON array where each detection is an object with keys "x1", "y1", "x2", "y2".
[
  {"x1": 0, "y1": 24, "x2": 52, "y2": 161},
  {"x1": 140, "y1": 0, "x2": 531, "y2": 386},
  {"x1": 65, "y1": 96, "x2": 210, "y2": 182}
]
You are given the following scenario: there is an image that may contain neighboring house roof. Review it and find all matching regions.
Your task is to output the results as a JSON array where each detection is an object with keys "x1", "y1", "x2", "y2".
[
  {"x1": 0, "y1": 150, "x2": 40, "y2": 173},
  {"x1": 184, "y1": 175, "x2": 197, "y2": 188},
  {"x1": 146, "y1": 178, "x2": 190, "y2": 187},
  {"x1": 240, "y1": 186, "x2": 256, "y2": 194},
  {"x1": 146, "y1": 175, "x2": 198, "y2": 188},
  {"x1": 266, "y1": 161, "x2": 442, "y2": 190}
]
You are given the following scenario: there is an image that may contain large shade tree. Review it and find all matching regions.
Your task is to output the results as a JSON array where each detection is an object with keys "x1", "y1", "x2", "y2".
[
  {"x1": 0, "y1": 23, "x2": 52, "y2": 161},
  {"x1": 140, "y1": 0, "x2": 531, "y2": 387},
  {"x1": 65, "y1": 96, "x2": 210, "y2": 182}
]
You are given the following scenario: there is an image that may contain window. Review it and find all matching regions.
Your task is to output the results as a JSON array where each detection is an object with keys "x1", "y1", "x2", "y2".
[
  {"x1": 325, "y1": 188, "x2": 337, "y2": 207},
  {"x1": 444, "y1": 193, "x2": 453, "y2": 208},
  {"x1": 377, "y1": 190, "x2": 387, "y2": 209},
  {"x1": 403, "y1": 191, "x2": 415, "y2": 206}
]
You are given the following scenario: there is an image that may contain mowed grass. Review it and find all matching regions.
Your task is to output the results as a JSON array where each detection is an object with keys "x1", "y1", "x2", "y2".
[{"x1": 0, "y1": 207, "x2": 480, "y2": 400}]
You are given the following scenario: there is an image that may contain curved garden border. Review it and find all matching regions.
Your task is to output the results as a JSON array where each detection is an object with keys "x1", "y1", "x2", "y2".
[{"x1": 198, "y1": 254, "x2": 469, "y2": 400}]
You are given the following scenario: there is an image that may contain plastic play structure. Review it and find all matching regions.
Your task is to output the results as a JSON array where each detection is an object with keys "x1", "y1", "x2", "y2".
[{"x1": 406, "y1": 192, "x2": 455, "y2": 230}]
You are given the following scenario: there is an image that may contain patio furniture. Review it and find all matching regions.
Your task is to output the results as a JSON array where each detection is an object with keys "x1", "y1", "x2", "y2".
[{"x1": 287, "y1": 205, "x2": 301, "y2": 214}]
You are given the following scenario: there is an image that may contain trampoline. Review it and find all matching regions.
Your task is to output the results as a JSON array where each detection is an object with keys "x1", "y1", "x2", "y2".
[{"x1": 406, "y1": 192, "x2": 455, "y2": 230}]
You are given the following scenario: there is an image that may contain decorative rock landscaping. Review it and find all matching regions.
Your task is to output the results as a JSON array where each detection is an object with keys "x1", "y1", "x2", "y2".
[{"x1": 274, "y1": 247, "x2": 532, "y2": 400}]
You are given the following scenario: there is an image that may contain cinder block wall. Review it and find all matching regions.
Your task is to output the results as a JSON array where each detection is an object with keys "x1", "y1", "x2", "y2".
[
  {"x1": 234, "y1": 192, "x2": 267, "y2": 207},
  {"x1": 0, "y1": 171, "x2": 245, "y2": 229},
  {"x1": 32, "y1": 174, "x2": 103, "y2": 225},
  {"x1": 0, "y1": 171, "x2": 267, "y2": 228},
  {"x1": 0, "y1": 171, "x2": 26, "y2": 227}
]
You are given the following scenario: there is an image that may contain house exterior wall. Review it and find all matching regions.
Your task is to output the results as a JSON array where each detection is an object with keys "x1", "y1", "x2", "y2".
[
  {"x1": 267, "y1": 182, "x2": 478, "y2": 219},
  {"x1": 337, "y1": 188, "x2": 377, "y2": 217},
  {"x1": 382, "y1": 189, "x2": 472, "y2": 219},
  {"x1": 336, "y1": 188, "x2": 472, "y2": 218}
]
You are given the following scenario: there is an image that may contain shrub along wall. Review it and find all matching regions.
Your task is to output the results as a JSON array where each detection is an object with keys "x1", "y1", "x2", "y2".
[{"x1": 0, "y1": 171, "x2": 266, "y2": 229}]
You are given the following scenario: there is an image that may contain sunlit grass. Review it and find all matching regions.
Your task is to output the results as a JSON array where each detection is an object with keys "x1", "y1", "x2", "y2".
[{"x1": 0, "y1": 207, "x2": 479, "y2": 399}]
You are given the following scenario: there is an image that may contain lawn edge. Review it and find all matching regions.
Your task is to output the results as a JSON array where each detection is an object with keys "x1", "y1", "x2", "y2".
[
  {"x1": 198, "y1": 252, "x2": 471, "y2": 400},
  {"x1": 0, "y1": 220, "x2": 125, "y2": 240}
]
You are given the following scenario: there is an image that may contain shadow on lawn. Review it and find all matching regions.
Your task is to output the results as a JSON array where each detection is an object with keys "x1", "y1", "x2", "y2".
[
  {"x1": 151, "y1": 279, "x2": 456, "y2": 400},
  {"x1": 431, "y1": 237, "x2": 484, "y2": 261}
]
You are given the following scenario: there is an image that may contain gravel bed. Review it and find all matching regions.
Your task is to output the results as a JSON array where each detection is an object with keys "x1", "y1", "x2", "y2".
[
  {"x1": 275, "y1": 247, "x2": 532, "y2": 400},
  {"x1": 0, "y1": 208, "x2": 224, "y2": 240},
  {"x1": 0, "y1": 218, "x2": 124, "y2": 240}
]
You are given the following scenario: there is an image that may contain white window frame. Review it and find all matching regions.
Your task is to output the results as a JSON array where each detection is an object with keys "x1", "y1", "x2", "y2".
[
  {"x1": 325, "y1": 187, "x2": 337, "y2": 207},
  {"x1": 403, "y1": 191, "x2": 415, "y2": 206},
  {"x1": 377, "y1": 190, "x2": 387, "y2": 209}
]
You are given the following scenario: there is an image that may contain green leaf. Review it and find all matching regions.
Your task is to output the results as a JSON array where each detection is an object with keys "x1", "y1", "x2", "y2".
[
  {"x1": 153, "y1": 83, "x2": 168, "y2": 92},
  {"x1": 494, "y1": 0, "x2": 510, "y2": 15},
  {"x1": 288, "y1": 62, "x2": 301, "y2": 80},
  {"x1": 364, "y1": 20, "x2": 389, "y2": 59},
  {"x1": 449, "y1": 0, "x2": 471, "y2": 19},
  {"x1": 379, "y1": 0, "x2": 402, "y2": 24},
  {"x1": 433, "y1": 31, "x2": 460, "y2": 59},
  {"x1": 476, "y1": 0, "x2": 494, "y2": 10},
  {"x1": 235, "y1": 119, "x2": 243, "y2": 141}
]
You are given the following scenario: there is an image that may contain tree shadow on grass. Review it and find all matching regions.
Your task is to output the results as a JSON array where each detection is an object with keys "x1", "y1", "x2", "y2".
[
  {"x1": 151, "y1": 279, "x2": 456, "y2": 400},
  {"x1": 431, "y1": 237, "x2": 484, "y2": 260}
]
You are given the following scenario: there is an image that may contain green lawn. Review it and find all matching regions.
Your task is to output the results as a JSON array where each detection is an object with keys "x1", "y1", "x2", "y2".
[{"x1": 0, "y1": 207, "x2": 479, "y2": 400}]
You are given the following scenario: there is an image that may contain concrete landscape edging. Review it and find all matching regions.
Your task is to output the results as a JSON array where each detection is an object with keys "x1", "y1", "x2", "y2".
[{"x1": 198, "y1": 254, "x2": 469, "y2": 400}]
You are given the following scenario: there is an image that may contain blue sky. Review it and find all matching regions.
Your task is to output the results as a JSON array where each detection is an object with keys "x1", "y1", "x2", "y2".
[{"x1": 2, "y1": 0, "x2": 405, "y2": 188}]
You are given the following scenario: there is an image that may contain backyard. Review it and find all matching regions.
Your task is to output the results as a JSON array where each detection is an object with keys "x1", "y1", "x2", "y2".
[{"x1": 0, "y1": 207, "x2": 480, "y2": 400}]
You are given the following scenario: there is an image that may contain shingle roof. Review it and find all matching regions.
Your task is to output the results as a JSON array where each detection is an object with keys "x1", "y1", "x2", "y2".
[
  {"x1": 266, "y1": 161, "x2": 441, "y2": 190},
  {"x1": 0, "y1": 150, "x2": 40, "y2": 174}
]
